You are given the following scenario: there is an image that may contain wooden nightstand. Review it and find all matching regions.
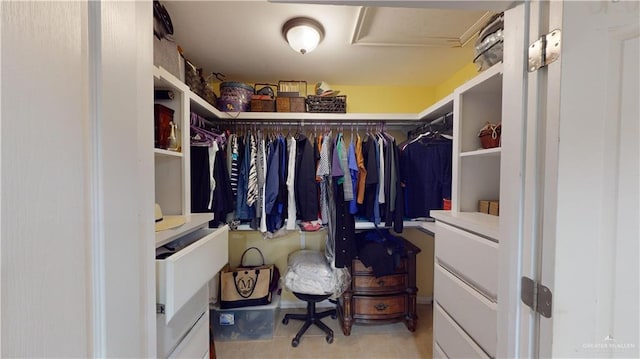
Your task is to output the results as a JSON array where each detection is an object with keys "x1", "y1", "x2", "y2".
[{"x1": 338, "y1": 237, "x2": 421, "y2": 335}]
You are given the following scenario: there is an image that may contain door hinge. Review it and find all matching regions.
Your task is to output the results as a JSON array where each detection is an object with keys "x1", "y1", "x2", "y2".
[
  {"x1": 528, "y1": 29, "x2": 562, "y2": 72},
  {"x1": 521, "y1": 276, "x2": 552, "y2": 318},
  {"x1": 156, "y1": 303, "x2": 165, "y2": 314}
]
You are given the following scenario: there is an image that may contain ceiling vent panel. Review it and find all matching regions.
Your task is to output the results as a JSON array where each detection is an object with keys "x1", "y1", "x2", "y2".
[{"x1": 351, "y1": 7, "x2": 494, "y2": 48}]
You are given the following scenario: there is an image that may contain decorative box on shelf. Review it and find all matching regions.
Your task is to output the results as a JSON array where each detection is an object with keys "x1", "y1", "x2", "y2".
[
  {"x1": 276, "y1": 97, "x2": 306, "y2": 112},
  {"x1": 251, "y1": 95, "x2": 276, "y2": 112},
  {"x1": 306, "y1": 95, "x2": 347, "y2": 113}
]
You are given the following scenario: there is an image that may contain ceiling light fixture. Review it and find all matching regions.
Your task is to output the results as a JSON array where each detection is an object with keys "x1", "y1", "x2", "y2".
[{"x1": 282, "y1": 17, "x2": 325, "y2": 55}]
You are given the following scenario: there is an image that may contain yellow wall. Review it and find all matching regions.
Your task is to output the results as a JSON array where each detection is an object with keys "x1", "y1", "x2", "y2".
[
  {"x1": 434, "y1": 62, "x2": 479, "y2": 101},
  {"x1": 325, "y1": 84, "x2": 436, "y2": 113},
  {"x1": 211, "y1": 82, "x2": 437, "y2": 114}
]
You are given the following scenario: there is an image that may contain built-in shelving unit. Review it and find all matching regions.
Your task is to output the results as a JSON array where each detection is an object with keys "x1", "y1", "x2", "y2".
[
  {"x1": 451, "y1": 62, "x2": 503, "y2": 220},
  {"x1": 153, "y1": 64, "x2": 443, "y2": 243}
]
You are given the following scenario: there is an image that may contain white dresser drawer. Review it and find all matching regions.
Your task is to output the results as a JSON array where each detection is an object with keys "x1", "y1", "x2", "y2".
[
  {"x1": 434, "y1": 264, "x2": 497, "y2": 357},
  {"x1": 435, "y1": 221, "x2": 498, "y2": 300},
  {"x1": 157, "y1": 226, "x2": 228, "y2": 323},
  {"x1": 157, "y1": 285, "x2": 208, "y2": 359},
  {"x1": 433, "y1": 342, "x2": 448, "y2": 359},
  {"x1": 168, "y1": 310, "x2": 209, "y2": 359},
  {"x1": 434, "y1": 304, "x2": 490, "y2": 359}
]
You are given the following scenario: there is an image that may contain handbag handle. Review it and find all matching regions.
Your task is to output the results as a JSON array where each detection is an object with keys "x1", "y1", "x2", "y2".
[{"x1": 240, "y1": 247, "x2": 266, "y2": 267}]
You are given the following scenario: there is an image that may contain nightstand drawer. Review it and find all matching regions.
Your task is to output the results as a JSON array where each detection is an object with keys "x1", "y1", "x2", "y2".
[
  {"x1": 352, "y1": 258, "x2": 406, "y2": 275},
  {"x1": 353, "y1": 294, "x2": 406, "y2": 319},
  {"x1": 353, "y1": 274, "x2": 407, "y2": 293}
]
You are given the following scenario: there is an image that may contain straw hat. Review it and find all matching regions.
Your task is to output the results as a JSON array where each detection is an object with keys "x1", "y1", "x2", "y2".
[
  {"x1": 155, "y1": 203, "x2": 186, "y2": 232},
  {"x1": 315, "y1": 81, "x2": 340, "y2": 96}
]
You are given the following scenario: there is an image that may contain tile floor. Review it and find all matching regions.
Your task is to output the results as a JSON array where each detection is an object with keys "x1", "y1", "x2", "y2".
[{"x1": 213, "y1": 304, "x2": 433, "y2": 359}]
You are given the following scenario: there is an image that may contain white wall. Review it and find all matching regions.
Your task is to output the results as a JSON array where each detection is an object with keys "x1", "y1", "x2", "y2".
[{"x1": 1, "y1": 1, "x2": 154, "y2": 357}]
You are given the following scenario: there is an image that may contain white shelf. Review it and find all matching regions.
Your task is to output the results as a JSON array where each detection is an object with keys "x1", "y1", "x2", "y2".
[
  {"x1": 456, "y1": 62, "x2": 503, "y2": 96},
  {"x1": 155, "y1": 213, "x2": 214, "y2": 248},
  {"x1": 418, "y1": 221, "x2": 437, "y2": 236},
  {"x1": 153, "y1": 66, "x2": 189, "y2": 93},
  {"x1": 213, "y1": 111, "x2": 418, "y2": 122},
  {"x1": 460, "y1": 147, "x2": 501, "y2": 158},
  {"x1": 153, "y1": 65, "x2": 433, "y2": 125},
  {"x1": 417, "y1": 93, "x2": 454, "y2": 120},
  {"x1": 429, "y1": 210, "x2": 499, "y2": 240},
  {"x1": 154, "y1": 148, "x2": 183, "y2": 158},
  {"x1": 233, "y1": 220, "x2": 425, "y2": 232},
  {"x1": 189, "y1": 90, "x2": 224, "y2": 119}
]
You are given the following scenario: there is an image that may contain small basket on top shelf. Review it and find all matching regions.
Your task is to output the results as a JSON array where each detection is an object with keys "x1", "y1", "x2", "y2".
[
  {"x1": 251, "y1": 83, "x2": 277, "y2": 112},
  {"x1": 478, "y1": 122, "x2": 501, "y2": 149},
  {"x1": 306, "y1": 81, "x2": 346, "y2": 113}
]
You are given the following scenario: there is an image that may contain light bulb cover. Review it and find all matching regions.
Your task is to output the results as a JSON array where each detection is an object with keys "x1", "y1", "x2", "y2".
[{"x1": 282, "y1": 17, "x2": 324, "y2": 54}]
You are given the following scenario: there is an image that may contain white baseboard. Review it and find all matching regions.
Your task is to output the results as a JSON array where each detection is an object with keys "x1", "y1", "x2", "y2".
[{"x1": 417, "y1": 296, "x2": 433, "y2": 305}]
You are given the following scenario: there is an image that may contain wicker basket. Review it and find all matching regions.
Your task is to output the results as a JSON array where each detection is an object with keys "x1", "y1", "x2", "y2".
[
  {"x1": 478, "y1": 122, "x2": 501, "y2": 148},
  {"x1": 306, "y1": 95, "x2": 346, "y2": 113},
  {"x1": 251, "y1": 98, "x2": 276, "y2": 112}
]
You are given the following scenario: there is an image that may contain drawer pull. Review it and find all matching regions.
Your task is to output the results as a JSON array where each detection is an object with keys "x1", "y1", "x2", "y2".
[
  {"x1": 377, "y1": 280, "x2": 385, "y2": 286},
  {"x1": 375, "y1": 303, "x2": 389, "y2": 311}
]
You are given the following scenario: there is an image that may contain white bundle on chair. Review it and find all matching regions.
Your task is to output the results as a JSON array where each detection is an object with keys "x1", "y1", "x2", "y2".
[{"x1": 284, "y1": 250, "x2": 350, "y2": 298}]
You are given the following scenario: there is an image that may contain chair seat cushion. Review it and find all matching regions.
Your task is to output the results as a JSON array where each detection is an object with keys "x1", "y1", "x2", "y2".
[{"x1": 292, "y1": 292, "x2": 332, "y2": 302}]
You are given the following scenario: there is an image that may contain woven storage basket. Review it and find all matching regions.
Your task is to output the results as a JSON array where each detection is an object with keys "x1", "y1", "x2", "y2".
[
  {"x1": 478, "y1": 122, "x2": 501, "y2": 148},
  {"x1": 306, "y1": 95, "x2": 346, "y2": 113},
  {"x1": 251, "y1": 98, "x2": 276, "y2": 112}
]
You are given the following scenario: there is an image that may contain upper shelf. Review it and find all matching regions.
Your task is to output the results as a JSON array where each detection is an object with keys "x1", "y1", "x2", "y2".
[
  {"x1": 153, "y1": 65, "x2": 455, "y2": 125},
  {"x1": 456, "y1": 62, "x2": 503, "y2": 96},
  {"x1": 460, "y1": 147, "x2": 501, "y2": 158}
]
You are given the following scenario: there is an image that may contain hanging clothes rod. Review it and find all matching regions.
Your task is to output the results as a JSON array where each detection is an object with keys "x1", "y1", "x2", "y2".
[{"x1": 214, "y1": 119, "x2": 426, "y2": 127}]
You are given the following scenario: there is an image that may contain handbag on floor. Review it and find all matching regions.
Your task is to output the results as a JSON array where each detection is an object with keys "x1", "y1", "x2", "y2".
[{"x1": 220, "y1": 247, "x2": 278, "y2": 309}]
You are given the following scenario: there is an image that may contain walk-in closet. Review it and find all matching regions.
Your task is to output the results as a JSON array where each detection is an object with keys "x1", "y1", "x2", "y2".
[{"x1": 1, "y1": 1, "x2": 637, "y2": 358}]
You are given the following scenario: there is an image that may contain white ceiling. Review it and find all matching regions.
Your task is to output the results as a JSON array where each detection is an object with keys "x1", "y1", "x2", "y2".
[{"x1": 163, "y1": 0, "x2": 503, "y2": 86}]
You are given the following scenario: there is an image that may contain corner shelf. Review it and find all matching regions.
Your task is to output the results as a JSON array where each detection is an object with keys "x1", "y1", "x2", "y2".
[
  {"x1": 460, "y1": 147, "x2": 501, "y2": 158},
  {"x1": 154, "y1": 148, "x2": 183, "y2": 158}
]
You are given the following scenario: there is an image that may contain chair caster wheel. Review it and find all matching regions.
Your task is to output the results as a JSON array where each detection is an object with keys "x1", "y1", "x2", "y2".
[
  {"x1": 326, "y1": 335, "x2": 334, "y2": 344},
  {"x1": 292, "y1": 338, "x2": 299, "y2": 347},
  {"x1": 282, "y1": 318, "x2": 289, "y2": 325}
]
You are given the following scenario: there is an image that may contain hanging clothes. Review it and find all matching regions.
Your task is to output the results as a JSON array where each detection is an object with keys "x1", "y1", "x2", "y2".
[
  {"x1": 332, "y1": 132, "x2": 356, "y2": 268},
  {"x1": 399, "y1": 136, "x2": 452, "y2": 218},
  {"x1": 347, "y1": 140, "x2": 359, "y2": 215},
  {"x1": 294, "y1": 134, "x2": 319, "y2": 222},
  {"x1": 236, "y1": 134, "x2": 255, "y2": 221},
  {"x1": 355, "y1": 133, "x2": 367, "y2": 205},
  {"x1": 359, "y1": 134, "x2": 380, "y2": 223},
  {"x1": 285, "y1": 136, "x2": 297, "y2": 230},
  {"x1": 317, "y1": 133, "x2": 331, "y2": 225},
  {"x1": 191, "y1": 142, "x2": 233, "y2": 228}
]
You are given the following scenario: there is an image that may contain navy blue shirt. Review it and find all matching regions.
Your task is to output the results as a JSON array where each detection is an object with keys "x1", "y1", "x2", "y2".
[{"x1": 400, "y1": 137, "x2": 452, "y2": 218}]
